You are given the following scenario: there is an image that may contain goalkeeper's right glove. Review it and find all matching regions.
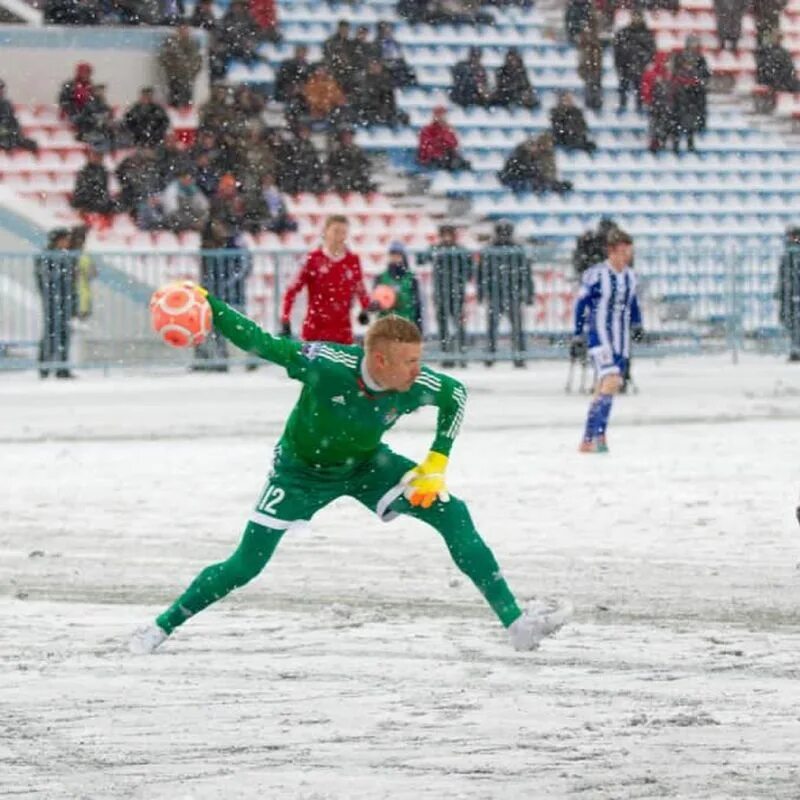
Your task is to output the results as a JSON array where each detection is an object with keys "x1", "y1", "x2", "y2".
[
  {"x1": 569, "y1": 335, "x2": 586, "y2": 361},
  {"x1": 280, "y1": 321, "x2": 291, "y2": 337},
  {"x1": 403, "y1": 451, "x2": 450, "y2": 509}
]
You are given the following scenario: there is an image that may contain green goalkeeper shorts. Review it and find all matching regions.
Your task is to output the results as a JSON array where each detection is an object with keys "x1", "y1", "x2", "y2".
[{"x1": 250, "y1": 444, "x2": 416, "y2": 531}]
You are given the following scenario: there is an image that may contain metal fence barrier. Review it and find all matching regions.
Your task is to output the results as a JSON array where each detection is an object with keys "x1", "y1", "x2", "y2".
[{"x1": 0, "y1": 245, "x2": 792, "y2": 372}]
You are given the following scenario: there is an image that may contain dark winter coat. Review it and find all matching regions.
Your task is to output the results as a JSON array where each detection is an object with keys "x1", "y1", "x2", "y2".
[
  {"x1": 550, "y1": 105, "x2": 590, "y2": 148},
  {"x1": 71, "y1": 163, "x2": 114, "y2": 213},
  {"x1": 326, "y1": 144, "x2": 374, "y2": 194},
  {"x1": 613, "y1": 22, "x2": 656, "y2": 79},
  {"x1": 276, "y1": 137, "x2": 325, "y2": 194},
  {"x1": 123, "y1": 101, "x2": 169, "y2": 147},
  {"x1": 714, "y1": 0, "x2": 748, "y2": 41},
  {"x1": 274, "y1": 57, "x2": 313, "y2": 102},
  {"x1": 756, "y1": 43, "x2": 799, "y2": 91},
  {"x1": 493, "y1": 60, "x2": 537, "y2": 108},
  {"x1": 354, "y1": 70, "x2": 400, "y2": 125},
  {"x1": 450, "y1": 60, "x2": 489, "y2": 107},
  {"x1": 0, "y1": 98, "x2": 23, "y2": 148}
]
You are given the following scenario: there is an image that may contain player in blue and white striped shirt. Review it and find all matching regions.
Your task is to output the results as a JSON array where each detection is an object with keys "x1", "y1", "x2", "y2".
[{"x1": 572, "y1": 228, "x2": 642, "y2": 452}]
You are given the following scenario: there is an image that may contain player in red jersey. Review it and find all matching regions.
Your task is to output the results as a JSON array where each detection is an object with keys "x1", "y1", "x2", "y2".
[{"x1": 280, "y1": 215, "x2": 371, "y2": 344}]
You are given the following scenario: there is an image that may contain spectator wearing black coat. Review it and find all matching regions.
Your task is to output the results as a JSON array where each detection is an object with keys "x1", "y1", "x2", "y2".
[
  {"x1": 243, "y1": 173, "x2": 298, "y2": 234},
  {"x1": 375, "y1": 21, "x2": 417, "y2": 87},
  {"x1": 353, "y1": 60, "x2": 409, "y2": 127},
  {"x1": 216, "y1": 0, "x2": 261, "y2": 69},
  {"x1": 116, "y1": 147, "x2": 164, "y2": 215},
  {"x1": 613, "y1": 10, "x2": 656, "y2": 113},
  {"x1": 276, "y1": 124, "x2": 326, "y2": 194},
  {"x1": 71, "y1": 148, "x2": 116, "y2": 214},
  {"x1": 756, "y1": 31, "x2": 800, "y2": 92},
  {"x1": 274, "y1": 44, "x2": 313, "y2": 102},
  {"x1": 74, "y1": 84, "x2": 120, "y2": 151},
  {"x1": 565, "y1": 0, "x2": 592, "y2": 45},
  {"x1": 450, "y1": 47, "x2": 491, "y2": 107},
  {"x1": 491, "y1": 48, "x2": 539, "y2": 109},
  {"x1": 0, "y1": 80, "x2": 38, "y2": 153},
  {"x1": 327, "y1": 127, "x2": 376, "y2": 194},
  {"x1": 714, "y1": 0, "x2": 747, "y2": 52},
  {"x1": 123, "y1": 87, "x2": 170, "y2": 147},
  {"x1": 323, "y1": 19, "x2": 357, "y2": 92},
  {"x1": 498, "y1": 134, "x2": 572, "y2": 194},
  {"x1": 550, "y1": 91, "x2": 597, "y2": 153}
]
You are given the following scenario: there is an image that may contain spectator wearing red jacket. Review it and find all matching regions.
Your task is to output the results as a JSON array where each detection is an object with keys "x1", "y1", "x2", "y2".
[
  {"x1": 58, "y1": 62, "x2": 95, "y2": 125},
  {"x1": 281, "y1": 215, "x2": 371, "y2": 344},
  {"x1": 417, "y1": 106, "x2": 471, "y2": 171}
]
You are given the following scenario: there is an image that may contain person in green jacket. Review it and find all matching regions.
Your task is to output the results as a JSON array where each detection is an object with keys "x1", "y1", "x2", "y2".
[
  {"x1": 129, "y1": 287, "x2": 570, "y2": 655},
  {"x1": 372, "y1": 241, "x2": 423, "y2": 330}
]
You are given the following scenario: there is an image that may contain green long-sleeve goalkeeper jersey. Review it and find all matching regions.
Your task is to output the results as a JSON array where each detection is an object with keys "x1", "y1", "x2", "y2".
[{"x1": 208, "y1": 295, "x2": 467, "y2": 467}]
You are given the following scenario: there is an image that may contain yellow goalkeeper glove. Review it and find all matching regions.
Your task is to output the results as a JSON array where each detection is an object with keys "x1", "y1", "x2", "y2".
[{"x1": 403, "y1": 451, "x2": 450, "y2": 509}]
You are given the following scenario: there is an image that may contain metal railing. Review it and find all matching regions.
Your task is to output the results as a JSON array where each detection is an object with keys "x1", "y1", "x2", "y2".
[{"x1": 0, "y1": 244, "x2": 791, "y2": 372}]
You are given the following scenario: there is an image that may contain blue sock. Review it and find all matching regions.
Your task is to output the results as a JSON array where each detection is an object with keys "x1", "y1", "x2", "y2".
[
  {"x1": 595, "y1": 394, "x2": 614, "y2": 438},
  {"x1": 583, "y1": 398, "x2": 603, "y2": 442}
]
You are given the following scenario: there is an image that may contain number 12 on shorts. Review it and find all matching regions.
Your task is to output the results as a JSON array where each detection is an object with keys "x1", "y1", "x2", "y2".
[{"x1": 257, "y1": 483, "x2": 285, "y2": 516}]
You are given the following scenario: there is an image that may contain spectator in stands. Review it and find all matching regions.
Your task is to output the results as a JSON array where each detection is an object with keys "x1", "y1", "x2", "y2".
[
  {"x1": 239, "y1": 126, "x2": 278, "y2": 190},
  {"x1": 274, "y1": 45, "x2": 313, "y2": 102},
  {"x1": 0, "y1": 80, "x2": 38, "y2": 153},
  {"x1": 159, "y1": 23, "x2": 203, "y2": 108},
  {"x1": 613, "y1": 10, "x2": 655, "y2": 113},
  {"x1": 398, "y1": 0, "x2": 492, "y2": 24},
  {"x1": 191, "y1": 0, "x2": 216, "y2": 28},
  {"x1": 375, "y1": 21, "x2": 417, "y2": 88},
  {"x1": 352, "y1": 25, "x2": 379, "y2": 82},
  {"x1": 573, "y1": 217, "x2": 617, "y2": 276},
  {"x1": 373, "y1": 242, "x2": 423, "y2": 329},
  {"x1": 714, "y1": 0, "x2": 747, "y2": 53},
  {"x1": 324, "y1": 20, "x2": 357, "y2": 93},
  {"x1": 491, "y1": 48, "x2": 540, "y2": 110},
  {"x1": 116, "y1": 147, "x2": 164, "y2": 215},
  {"x1": 677, "y1": 35, "x2": 710, "y2": 133},
  {"x1": 233, "y1": 84, "x2": 266, "y2": 122},
  {"x1": 327, "y1": 127, "x2": 376, "y2": 194},
  {"x1": 36, "y1": 228, "x2": 76, "y2": 380},
  {"x1": 643, "y1": 54, "x2": 677, "y2": 153},
  {"x1": 71, "y1": 148, "x2": 116, "y2": 215},
  {"x1": 249, "y1": 0, "x2": 281, "y2": 42},
  {"x1": 353, "y1": 60, "x2": 409, "y2": 127},
  {"x1": 578, "y1": 14, "x2": 604, "y2": 111},
  {"x1": 756, "y1": 31, "x2": 800, "y2": 92},
  {"x1": 302, "y1": 64, "x2": 348, "y2": 126},
  {"x1": 162, "y1": 169, "x2": 210, "y2": 232},
  {"x1": 565, "y1": 0, "x2": 592, "y2": 45},
  {"x1": 498, "y1": 134, "x2": 572, "y2": 194},
  {"x1": 417, "y1": 105, "x2": 471, "y2": 171},
  {"x1": 550, "y1": 92, "x2": 596, "y2": 153},
  {"x1": 450, "y1": 47, "x2": 491, "y2": 108},
  {"x1": 276, "y1": 124, "x2": 326, "y2": 194},
  {"x1": 420, "y1": 224, "x2": 473, "y2": 365},
  {"x1": 73, "y1": 84, "x2": 120, "y2": 151},
  {"x1": 58, "y1": 62, "x2": 95, "y2": 124},
  {"x1": 216, "y1": 0, "x2": 261, "y2": 70},
  {"x1": 136, "y1": 194, "x2": 168, "y2": 230},
  {"x1": 197, "y1": 173, "x2": 251, "y2": 370},
  {"x1": 777, "y1": 226, "x2": 800, "y2": 361},
  {"x1": 199, "y1": 83, "x2": 236, "y2": 137},
  {"x1": 243, "y1": 172, "x2": 297, "y2": 234},
  {"x1": 753, "y1": 0, "x2": 787, "y2": 47},
  {"x1": 671, "y1": 44, "x2": 708, "y2": 151},
  {"x1": 478, "y1": 220, "x2": 534, "y2": 368},
  {"x1": 44, "y1": 0, "x2": 99, "y2": 24},
  {"x1": 156, "y1": 131, "x2": 194, "y2": 185},
  {"x1": 124, "y1": 87, "x2": 170, "y2": 148}
]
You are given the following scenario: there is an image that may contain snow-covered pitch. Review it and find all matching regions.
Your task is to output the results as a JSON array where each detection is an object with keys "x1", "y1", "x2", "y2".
[{"x1": 2, "y1": 355, "x2": 799, "y2": 799}]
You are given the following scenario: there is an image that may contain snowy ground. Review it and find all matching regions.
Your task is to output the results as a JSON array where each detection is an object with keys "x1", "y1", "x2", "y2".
[{"x1": 2, "y1": 355, "x2": 800, "y2": 799}]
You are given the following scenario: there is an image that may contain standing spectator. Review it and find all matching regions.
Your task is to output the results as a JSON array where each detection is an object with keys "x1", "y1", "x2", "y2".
[
  {"x1": 641, "y1": 51, "x2": 674, "y2": 151},
  {"x1": 451, "y1": 47, "x2": 491, "y2": 108},
  {"x1": 116, "y1": 147, "x2": 164, "y2": 215},
  {"x1": 478, "y1": 220, "x2": 534, "y2": 367},
  {"x1": 565, "y1": 0, "x2": 592, "y2": 45},
  {"x1": 323, "y1": 19, "x2": 356, "y2": 92},
  {"x1": 351, "y1": 25, "x2": 379, "y2": 82},
  {"x1": 217, "y1": 0, "x2": 261, "y2": 69},
  {"x1": 35, "y1": 228, "x2": 76, "y2": 379},
  {"x1": 58, "y1": 62, "x2": 95, "y2": 124},
  {"x1": 375, "y1": 20, "x2": 416, "y2": 87},
  {"x1": 276, "y1": 124, "x2": 326, "y2": 194},
  {"x1": 274, "y1": 44, "x2": 312, "y2": 102},
  {"x1": 243, "y1": 173, "x2": 298, "y2": 234},
  {"x1": 302, "y1": 64, "x2": 348, "y2": 125},
  {"x1": 671, "y1": 43, "x2": 708, "y2": 152},
  {"x1": 417, "y1": 105, "x2": 471, "y2": 171},
  {"x1": 280, "y1": 215, "x2": 371, "y2": 344},
  {"x1": 71, "y1": 148, "x2": 116, "y2": 215},
  {"x1": 777, "y1": 226, "x2": 800, "y2": 361},
  {"x1": 196, "y1": 173, "x2": 251, "y2": 370},
  {"x1": 0, "y1": 79, "x2": 38, "y2": 153},
  {"x1": 756, "y1": 31, "x2": 800, "y2": 92},
  {"x1": 327, "y1": 127, "x2": 376, "y2": 194},
  {"x1": 249, "y1": 0, "x2": 281, "y2": 42},
  {"x1": 162, "y1": 169, "x2": 210, "y2": 232},
  {"x1": 373, "y1": 241, "x2": 423, "y2": 329},
  {"x1": 124, "y1": 87, "x2": 170, "y2": 148},
  {"x1": 159, "y1": 23, "x2": 203, "y2": 108},
  {"x1": 74, "y1": 84, "x2": 120, "y2": 150},
  {"x1": 613, "y1": 10, "x2": 655, "y2": 113},
  {"x1": 421, "y1": 224, "x2": 473, "y2": 366},
  {"x1": 678, "y1": 35, "x2": 710, "y2": 133},
  {"x1": 491, "y1": 48, "x2": 539, "y2": 110},
  {"x1": 714, "y1": 0, "x2": 747, "y2": 52},
  {"x1": 578, "y1": 14, "x2": 604, "y2": 112},
  {"x1": 753, "y1": 0, "x2": 787, "y2": 46},
  {"x1": 550, "y1": 92, "x2": 597, "y2": 153},
  {"x1": 353, "y1": 60, "x2": 409, "y2": 127}
]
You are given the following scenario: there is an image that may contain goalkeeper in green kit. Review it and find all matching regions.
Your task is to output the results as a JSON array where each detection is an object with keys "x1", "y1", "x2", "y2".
[{"x1": 129, "y1": 286, "x2": 571, "y2": 654}]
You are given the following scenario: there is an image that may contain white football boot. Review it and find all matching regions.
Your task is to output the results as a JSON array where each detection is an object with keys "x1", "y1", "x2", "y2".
[
  {"x1": 508, "y1": 599, "x2": 573, "y2": 651},
  {"x1": 128, "y1": 623, "x2": 169, "y2": 655}
]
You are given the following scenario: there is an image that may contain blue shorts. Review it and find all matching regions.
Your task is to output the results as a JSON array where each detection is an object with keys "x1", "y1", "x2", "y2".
[{"x1": 589, "y1": 345, "x2": 627, "y2": 379}]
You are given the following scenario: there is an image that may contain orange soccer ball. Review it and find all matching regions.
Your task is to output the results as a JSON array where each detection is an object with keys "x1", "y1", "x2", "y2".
[
  {"x1": 150, "y1": 281, "x2": 212, "y2": 348},
  {"x1": 372, "y1": 284, "x2": 397, "y2": 311}
]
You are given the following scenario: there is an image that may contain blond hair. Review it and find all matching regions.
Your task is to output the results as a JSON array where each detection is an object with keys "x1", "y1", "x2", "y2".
[
  {"x1": 365, "y1": 315, "x2": 422, "y2": 351},
  {"x1": 324, "y1": 214, "x2": 348, "y2": 229}
]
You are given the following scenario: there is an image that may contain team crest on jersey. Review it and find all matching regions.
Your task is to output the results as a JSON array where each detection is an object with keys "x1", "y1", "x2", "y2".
[
  {"x1": 382, "y1": 407, "x2": 399, "y2": 425},
  {"x1": 302, "y1": 342, "x2": 322, "y2": 360}
]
